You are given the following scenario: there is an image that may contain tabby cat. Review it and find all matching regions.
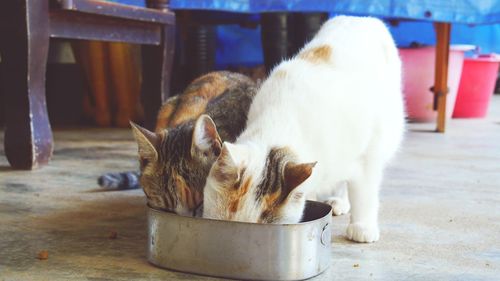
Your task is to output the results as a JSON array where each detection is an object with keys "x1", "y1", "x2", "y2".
[
  {"x1": 98, "y1": 71, "x2": 254, "y2": 189},
  {"x1": 99, "y1": 71, "x2": 257, "y2": 216},
  {"x1": 202, "y1": 16, "x2": 405, "y2": 243}
]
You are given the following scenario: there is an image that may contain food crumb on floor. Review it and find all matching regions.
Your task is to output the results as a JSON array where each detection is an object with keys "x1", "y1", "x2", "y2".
[
  {"x1": 37, "y1": 250, "x2": 49, "y2": 260},
  {"x1": 353, "y1": 264, "x2": 359, "y2": 268},
  {"x1": 109, "y1": 231, "x2": 118, "y2": 239}
]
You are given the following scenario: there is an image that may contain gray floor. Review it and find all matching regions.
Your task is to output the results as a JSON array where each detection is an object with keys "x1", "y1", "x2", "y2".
[{"x1": 1, "y1": 97, "x2": 499, "y2": 281}]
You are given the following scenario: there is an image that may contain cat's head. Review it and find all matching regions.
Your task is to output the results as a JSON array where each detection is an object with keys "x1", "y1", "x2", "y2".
[
  {"x1": 203, "y1": 143, "x2": 316, "y2": 224},
  {"x1": 131, "y1": 115, "x2": 222, "y2": 216}
]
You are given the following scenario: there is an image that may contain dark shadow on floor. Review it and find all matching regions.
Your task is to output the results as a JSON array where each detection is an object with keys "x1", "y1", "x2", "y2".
[
  {"x1": 0, "y1": 165, "x2": 12, "y2": 172},
  {"x1": 408, "y1": 128, "x2": 439, "y2": 133},
  {"x1": 85, "y1": 187, "x2": 139, "y2": 193}
]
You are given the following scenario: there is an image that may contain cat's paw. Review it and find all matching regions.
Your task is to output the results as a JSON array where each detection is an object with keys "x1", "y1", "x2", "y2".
[
  {"x1": 324, "y1": 196, "x2": 350, "y2": 216},
  {"x1": 346, "y1": 223, "x2": 379, "y2": 243}
]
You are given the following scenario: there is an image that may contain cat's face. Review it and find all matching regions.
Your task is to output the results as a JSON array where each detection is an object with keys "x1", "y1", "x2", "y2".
[
  {"x1": 131, "y1": 115, "x2": 222, "y2": 216},
  {"x1": 203, "y1": 143, "x2": 316, "y2": 224}
]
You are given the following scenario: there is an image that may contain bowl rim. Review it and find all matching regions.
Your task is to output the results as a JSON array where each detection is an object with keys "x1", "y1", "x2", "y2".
[{"x1": 148, "y1": 200, "x2": 332, "y2": 227}]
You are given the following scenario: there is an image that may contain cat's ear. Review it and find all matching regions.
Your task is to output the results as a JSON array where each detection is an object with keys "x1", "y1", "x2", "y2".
[
  {"x1": 282, "y1": 161, "x2": 317, "y2": 200},
  {"x1": 211, "y1": 142, "x2": 240, "y2": 185},
  {"x1": 130, "y1": 121, "x2": 160, "y2": 160},
  {"x1": 191, "y1": 114, "x2": 222, "y2": 159},
  {"x1": 219, "y1": 142, "x2": 238, "y2": 167}
]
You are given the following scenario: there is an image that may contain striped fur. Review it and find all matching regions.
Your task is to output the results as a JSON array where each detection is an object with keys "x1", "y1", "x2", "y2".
[
  {"x1": 128, "y1": 72, "x2": 257, "y2": 215},
  {"x1": 155, "y1": 71, "x2": 254, "y2": 131},
  {"x1": 98, "y1": 71, "x2": 255, "y2": 192},
  {"x1": 203, "y1": 145, "x2": 315, "y2": 223},
  {"x1": 255, "y1": 148, "x2": 315, "y2": 223},
  {"x1": 97, "y1": 171, "x2": 140, "y2": 190},
  {"x1": 98, "y1": 71, "x2": 255, "y2": 190}
]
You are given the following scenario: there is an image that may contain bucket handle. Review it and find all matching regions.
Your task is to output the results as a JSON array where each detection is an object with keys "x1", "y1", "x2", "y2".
[{"x1": 320, "y1": 223, "x2": 330, "y2": 246}]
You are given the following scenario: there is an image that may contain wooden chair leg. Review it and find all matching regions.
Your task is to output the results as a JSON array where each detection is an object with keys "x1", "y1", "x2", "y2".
[
  {"x1": 0, "y1": 0, "x2": 53, "y2": 169},
  {"x1": 434, "y1": 22, "x2": 451, "y2": 133},
  {"x1": 141, "y1": 24, "x2": 175, "y2": 131}
]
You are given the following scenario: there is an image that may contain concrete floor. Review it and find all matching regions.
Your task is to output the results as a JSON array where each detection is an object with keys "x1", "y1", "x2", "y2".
[{"x1": 1, "y1": 97, "x2": 499, "y2": 281}]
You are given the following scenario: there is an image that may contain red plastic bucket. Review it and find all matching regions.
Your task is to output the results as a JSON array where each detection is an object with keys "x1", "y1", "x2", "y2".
[
  {"x1": 453, "y1": 54, "x2": 500, "y2": 118},
  {"x1": 399, "y1": 46, "x2": 471, "y2": 122}
]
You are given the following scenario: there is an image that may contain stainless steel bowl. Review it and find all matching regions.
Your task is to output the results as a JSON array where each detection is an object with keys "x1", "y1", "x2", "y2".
[{"x1": 147, "y1": 201, "x2": 332, "y2": 281}]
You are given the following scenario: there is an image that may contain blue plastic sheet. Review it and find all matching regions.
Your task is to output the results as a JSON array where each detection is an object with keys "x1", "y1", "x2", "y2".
[
  {"x1": 169, "y1": 0, "x2": 500, "y2": 24},
  {"x1": 390, "y1": 21, "x2": 500, "y2": 54},
  {"x1": 109, "y1": 0, "x2": 500, "y2": 64},
  {"x1": 216, "y1": 22, "x2": 500, "y2": 66},
  {"x1": 107, "y1": 0, "x2": 145, "y2": 7},
  {"x1": 215, "y1": 25, "x2": 263, "y2": 67},
  {"x1": 109, "y1": 0, "x2": 500, "y2": 24}
]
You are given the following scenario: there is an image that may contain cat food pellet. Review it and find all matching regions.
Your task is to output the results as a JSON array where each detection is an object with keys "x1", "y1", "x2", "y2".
[
  {"x1": 37, "y1": 250, "x2": 49, "y2": 260},
  {"x1": 109, "y1": 231, "x2": 118, "y2": 239},
  {"x1": 353, "y1": 264, "x2": 359, "y2": 268}
]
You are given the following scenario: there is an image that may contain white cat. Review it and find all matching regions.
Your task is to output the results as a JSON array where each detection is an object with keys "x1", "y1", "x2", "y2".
[{"x1": 201, "y1": 16, "x2": 405, "y2": 243}]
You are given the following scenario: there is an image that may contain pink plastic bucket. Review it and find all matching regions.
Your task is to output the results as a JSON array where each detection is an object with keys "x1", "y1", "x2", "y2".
[
  {"x1": 399, "y1": 46, "x2": 471, "y2": 122},
  {"x1": 452, "y1": 54, "x2": 500, "y2": 118}
]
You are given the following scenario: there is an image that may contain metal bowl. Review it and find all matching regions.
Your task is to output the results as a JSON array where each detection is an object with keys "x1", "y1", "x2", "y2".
[{"x1": 147, "y1": 201, "x2": 332, "y2": 281}]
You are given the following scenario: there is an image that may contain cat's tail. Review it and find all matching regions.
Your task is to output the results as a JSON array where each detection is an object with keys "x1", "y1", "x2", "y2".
[{"x1": 97, "y1": 171, "x2": 141, "y2": 190}]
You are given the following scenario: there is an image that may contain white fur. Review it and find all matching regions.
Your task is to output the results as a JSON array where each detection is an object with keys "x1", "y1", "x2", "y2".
[{"x1": 203, "y1": 16, "x2": 405, "y2": 242}]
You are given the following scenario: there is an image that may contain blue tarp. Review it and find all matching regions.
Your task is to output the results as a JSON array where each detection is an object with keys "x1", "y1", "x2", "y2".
[
  {"x1": 110, "y1": 0, "x2": 500, "y2": 24},
  {"x1": 110, "y1": 0, "x2": 500, "y2": 66},
  {"x1": 390, "y1": 21, "x2": 500, "y2": 54},
  {"x1": 214, "y1": 21, "x2": 500, "y2": 67},
  {"x1": 169, "y1": 0, "x2": 500, "y2": 24},
  {"x1": 107, "y1": 0, "x2": 145, "y2": 7}
]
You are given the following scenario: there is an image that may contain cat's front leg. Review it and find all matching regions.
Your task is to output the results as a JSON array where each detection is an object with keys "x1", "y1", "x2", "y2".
[{"x1": 346, "y1": 167, "x2": 382, "y2": 243}]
